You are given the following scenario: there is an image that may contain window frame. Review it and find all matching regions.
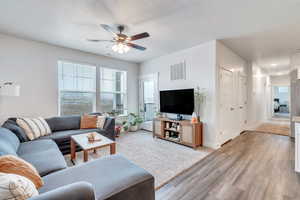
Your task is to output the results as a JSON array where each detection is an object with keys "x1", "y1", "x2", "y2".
[
  {"x1": 99, "y1": 67, "x2": 128, "y2": 115},
  {"x1": 57, "y1": 61, "x2": 129, "y2": 116},
  {"x1": 58, "y1": 60, "x2": 97, "y2": 116}
]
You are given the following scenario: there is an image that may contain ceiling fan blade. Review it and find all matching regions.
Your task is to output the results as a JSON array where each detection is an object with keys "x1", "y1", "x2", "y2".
[
  {"x1": 130, "y1": 32, "x2": 150, "y2": 41},
  {"x1": 127, "y1": 43, "x2": 146, "y2": 51},
  {"x1": 100, "y1": 24, "x2": 118, "y2": 37},
  {"x1": 87, "y1": 39, "x2": 114, "y2": 42}
]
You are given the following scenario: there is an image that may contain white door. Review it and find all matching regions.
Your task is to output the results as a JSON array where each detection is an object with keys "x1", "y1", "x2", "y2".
[
  {"x1": 219, "y1": 68, "x2": 235, "y2": 145},
  {"x1": 139, "y1": 74, "x2": 159, "y2": 131},
  {"x1": 238, "y1": 74, "x2": 247, "y2": 131}
]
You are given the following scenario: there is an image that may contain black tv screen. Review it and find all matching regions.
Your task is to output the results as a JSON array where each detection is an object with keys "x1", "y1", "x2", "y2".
[{"x1": 160, "y1": 89, "x2": 194, "y2": 115}]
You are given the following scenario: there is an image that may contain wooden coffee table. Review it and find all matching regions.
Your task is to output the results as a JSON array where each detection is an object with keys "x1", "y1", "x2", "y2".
[{"x1": 70, "y1": 132, "x2": 116, "y2": 162}]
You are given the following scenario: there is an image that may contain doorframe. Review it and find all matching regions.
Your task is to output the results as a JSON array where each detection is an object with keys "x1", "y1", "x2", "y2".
[
  {"x1": 138, "y1": 73, "x2": 159, "y2": 131},
  {"x1": 237, "y1": 72, "x2": 248, "y2": 131},
  {"x1": 270, "y1": 85, "x2": 291, "y2": 119},
  {"x1": 218, "y1": 67, "x2": 235, "y2": 146}
]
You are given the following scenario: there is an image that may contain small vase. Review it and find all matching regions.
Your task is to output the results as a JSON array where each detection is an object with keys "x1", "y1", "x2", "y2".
[{"x1": 191, "y1": 112, "x2": 198, "y2": 124}]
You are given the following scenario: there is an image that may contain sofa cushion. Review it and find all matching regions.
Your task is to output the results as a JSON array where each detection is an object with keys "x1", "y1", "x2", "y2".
[
  {"x1": 39, "y1": 155, "x2": 155, "y2": 200},
  {"x1": 96, "y1": 116, "x2": 106, "y2": 129},
  {"x1": 2, "y1": 119, "x2": 29, "y2": 142},
  {"x1": 80, "y1": 115, "x2": 98, "y2": 129},
  {"x1": 17, "y1": 139, "x2": 58, "y2": 155},
  {"x1": 0, "y1": 128, "x2": 20, "y2": 156},
  {"x1": 45, "y1": 116, "x2": 81, "y2": 132},
  {"x1": 0, "y1": 172, "x2": 39, "y2": 199},
  {"x1": 16, "y1": 117, "x2": 52, "y2": 140},
  {"x1": 0, "y1": 155, "x2": 44, "y2": 189},
  {"x1": 17, "y1": 140, "x2": 67, "y2": 176},
  {"x1": 39, "y1": 129, "x2": 100, "y2": 144}
]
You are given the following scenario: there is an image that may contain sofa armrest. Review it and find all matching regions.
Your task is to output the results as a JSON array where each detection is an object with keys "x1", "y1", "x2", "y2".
[{"x1": 29, "y1": 182, "x2": 95, "y2": 200}]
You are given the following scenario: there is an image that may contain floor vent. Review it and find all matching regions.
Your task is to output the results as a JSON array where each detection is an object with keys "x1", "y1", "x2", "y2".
[{"x1": 170, "y1": 61, "x2": 186, "y2": 80}]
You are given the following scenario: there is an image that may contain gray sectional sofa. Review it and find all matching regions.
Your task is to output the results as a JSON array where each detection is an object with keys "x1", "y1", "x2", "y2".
[
  {"x1": 2, "y1": 114, "x2": 115, "y2": 155},
  {"x1": 0, "y1": 116, "x2": 155, "y2": 200}
]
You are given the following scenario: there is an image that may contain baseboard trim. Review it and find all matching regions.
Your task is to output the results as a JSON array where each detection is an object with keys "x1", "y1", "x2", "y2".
[{"x1": 221, "y1": 139, "x2": 232, "y2": 147}]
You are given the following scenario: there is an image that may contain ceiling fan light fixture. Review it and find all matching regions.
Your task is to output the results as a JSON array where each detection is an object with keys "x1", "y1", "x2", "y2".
[
  {"x1": 89, "y1": 24, "x2": 148, "y2": 53},
  {"x1": 112, "y1": 43, "x2": 130, "y2": 54},
  {"x1": 112, "y1": 44, "x2": 118, "y2": 52},
  {"x1": 124, "y1": 45, "x2": 130, "y2": 52}
]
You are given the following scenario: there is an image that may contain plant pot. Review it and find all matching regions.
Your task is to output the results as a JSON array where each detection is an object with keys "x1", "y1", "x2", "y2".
[
  {"x1": 129, "y1": 125, "x2": 139, "y2": 132},
  {"x1": 121, "y1": 126, "x2": 129, "y2": 133}
]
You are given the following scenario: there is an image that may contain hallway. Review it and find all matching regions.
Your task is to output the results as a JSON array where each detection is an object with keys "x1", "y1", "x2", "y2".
[{"x1": 255, "y1": 121, "x2": 290, "y2": 136}]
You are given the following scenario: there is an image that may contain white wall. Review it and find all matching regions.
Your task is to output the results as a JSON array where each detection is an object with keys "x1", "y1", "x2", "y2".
[
  {"x1": 270, "y1": 74, "x2": 290, "y2": 86},
  {"x1": 215, "y1": 41, "x2": 248, "y2": 146},
  {"x1": 140, "y1": 40, "x2": 250, "y2": 148},
  {"x1": 247, "y1": 63, "x2": 269, "y2": 128},
  {"x1": 140, "y1": 40, "x2": 218, "y2": 148},
  {"x1": 246, "y1": 66, "x2": 290, "y2": 126},
  {"x1": 0, "y1": 34, "x2": 139, "y2": 124},
  {"x1": 216, "y1": 42, "x2": 248, "y2": 76}
]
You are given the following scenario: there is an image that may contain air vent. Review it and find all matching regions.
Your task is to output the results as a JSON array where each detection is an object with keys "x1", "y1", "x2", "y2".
[{"x1": 170, "y1": 61, "x2": 186, "y2": 81}]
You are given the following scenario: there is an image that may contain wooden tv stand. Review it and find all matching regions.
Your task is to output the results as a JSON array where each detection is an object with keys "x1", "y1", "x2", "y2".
[{"x1": 153, "y1": 118, "x2": 203, "y2": 149}]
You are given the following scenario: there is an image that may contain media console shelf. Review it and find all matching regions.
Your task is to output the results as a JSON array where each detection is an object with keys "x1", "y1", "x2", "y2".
[{"x1": 153, "y1": 118, "x2": 203, "y2": 149}]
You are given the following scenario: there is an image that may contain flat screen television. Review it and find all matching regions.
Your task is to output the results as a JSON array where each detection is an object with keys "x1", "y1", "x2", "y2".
[{"x1": 160, "y1": 89, "x2": 194, "y2": 115}]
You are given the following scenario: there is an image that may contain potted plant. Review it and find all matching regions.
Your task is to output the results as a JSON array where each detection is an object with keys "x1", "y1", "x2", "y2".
[
  {"x1": 121, "y1": 113, "x2": 143, "y2": 132},
  {"x1": 122, "y1": 120, "x2": 130, "y2": 133},
  {"x1": 128, "y1": 113, "x2": 143, "y2": 132}
]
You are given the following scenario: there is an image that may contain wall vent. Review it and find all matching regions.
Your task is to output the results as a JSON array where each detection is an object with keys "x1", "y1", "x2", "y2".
[{"x1": 170, "y1": 61, "x2": 186, "y2": 81}]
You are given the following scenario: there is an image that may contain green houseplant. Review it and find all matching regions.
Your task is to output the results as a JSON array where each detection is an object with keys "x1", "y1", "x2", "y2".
[
  {"x1": 128, "y1": 113, "x2": 143, "y2": 132},
  {"x1": 121, "y1": 113, "x2": 143, "y2": 132},
  {"x1": 122, "y1": 120, "x2": 130, "y2": 132}
]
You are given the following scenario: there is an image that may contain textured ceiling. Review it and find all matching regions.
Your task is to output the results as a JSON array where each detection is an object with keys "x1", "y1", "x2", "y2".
[{"x1": 1, "y1": 0, "x2": 300, "y2": 65}]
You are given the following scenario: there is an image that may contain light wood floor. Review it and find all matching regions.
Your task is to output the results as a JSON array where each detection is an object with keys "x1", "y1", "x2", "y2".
[
  {"x1": 255, "y1": 122, "x2": 290, "y2": 136},
  {"x1": 156, "y1": 131, "x2": 300, "y2": 200}
]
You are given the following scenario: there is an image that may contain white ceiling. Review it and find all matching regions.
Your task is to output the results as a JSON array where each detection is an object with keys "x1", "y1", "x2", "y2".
[
  {"x1": 222, "y1": 24, "x2": 300, "y2": 75},
  {"x1": 1, "y1": 0, "x2": 300, "y2": 64}
]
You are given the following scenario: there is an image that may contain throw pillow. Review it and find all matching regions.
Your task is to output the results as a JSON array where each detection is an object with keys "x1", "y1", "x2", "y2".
[
  {"x1": 80, "y1": 115, "x2": 98, "y2": 129},
  {"x1": 16, "y1": 117, "x2": 51, "y2": 140},
  {"x1": 97, "y1": 116, "x2": 106, "y2": 129},
  {"x1": 0, "y1": 155, "x2": 44, "y2": 189},
  {"x1": 0, "y1": 172, "x2": 38, "y2": 200}
]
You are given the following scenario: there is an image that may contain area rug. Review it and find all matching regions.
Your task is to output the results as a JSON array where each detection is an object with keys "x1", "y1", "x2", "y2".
[
  {"x1": 255, "y1": 123, "x2": 290, "y2": 136},
  {"x1": 65, "y1": 131, "x2": 212, "y2": 189}
]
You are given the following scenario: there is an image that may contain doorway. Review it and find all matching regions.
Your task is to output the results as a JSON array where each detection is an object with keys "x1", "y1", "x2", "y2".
[
  {"x1": 139, "y1": 74, "x2": 159, "y2": 131},
  {"x1": 272, "y1": 86, "x2": 290, "y2": 119},
  {"x1": 219, "y1": 68, "x2": 235, "y2": 145}
]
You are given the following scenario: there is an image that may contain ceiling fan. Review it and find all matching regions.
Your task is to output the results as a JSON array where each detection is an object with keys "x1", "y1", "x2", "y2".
[{"x1": 87, "y1": 24, "x2": 150, "y2": 54}]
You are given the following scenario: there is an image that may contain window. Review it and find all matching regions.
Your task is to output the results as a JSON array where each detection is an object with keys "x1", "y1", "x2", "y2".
[
  {"x1": 278, "y1": 86, "x2": 288, "y2": 93},
  {"x1": 100, "y1": 67, "x2": 127, "y2": 115},
  {"x1": 58, "y1": 61, "x2": 96, "y2": 116}
]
